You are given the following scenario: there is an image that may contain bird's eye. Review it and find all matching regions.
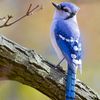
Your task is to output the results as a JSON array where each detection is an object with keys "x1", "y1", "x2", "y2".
[
  {"x1": 63, "y1": 8, "x2": 69, "y2": 12},
  {"x1": 60, "y1": 6, "x2": 69, "y2": 12}
]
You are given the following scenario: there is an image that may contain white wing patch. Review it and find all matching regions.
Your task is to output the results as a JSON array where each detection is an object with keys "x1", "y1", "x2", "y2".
[
  {"x1": 72, "y1": 59, "x2": 82, "y2": 73},
  {"x1": 71, "y1": 54, "x2": 77, "y2": 59},
  {"x1": 72, "y1": 59, "x2": 82, "y2": 65},
  {"x1": 73, "y1": 44, "x2": 81, "y2": 51},
  {"x1": 73, "y1": 46, "x2": 79, "y2": 51},
  {"x1": 59, "y1": 34, "x2": 75, "y2": 42},
  {"x1": 59, "y1": 34, "x2": 65, "y2": 40}
]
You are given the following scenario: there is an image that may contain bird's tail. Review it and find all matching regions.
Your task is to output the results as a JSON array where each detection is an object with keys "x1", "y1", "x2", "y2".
[{"x1": 66, "y1": 64, "x2": 76, "y2": 100}]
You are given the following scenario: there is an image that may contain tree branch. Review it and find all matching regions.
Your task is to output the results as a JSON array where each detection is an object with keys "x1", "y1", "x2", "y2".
[
  {"x1": 0, "y1": 4, "x2": 40, "y2": 28},
  {"x1": 0, "y1": 35, "x2": 99, "y2": 100}
]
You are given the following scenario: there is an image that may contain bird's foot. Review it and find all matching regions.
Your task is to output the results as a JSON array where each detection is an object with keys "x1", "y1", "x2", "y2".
[
  {"x1": 55, "y1": 57, "x2": 65, "y2": 67},
  {"x1": 55, "y1": 57, "x2": 65, "y2": 72}
]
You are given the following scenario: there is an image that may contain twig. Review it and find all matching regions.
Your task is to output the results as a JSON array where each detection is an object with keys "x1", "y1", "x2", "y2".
[{"x1": 0, "y1": 4, "x2": 40, "y2": 28}]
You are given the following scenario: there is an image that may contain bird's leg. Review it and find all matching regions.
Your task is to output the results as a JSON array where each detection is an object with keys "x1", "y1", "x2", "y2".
[{"x1": 55, "y1": 57, "x2": 65, "y2": 67}]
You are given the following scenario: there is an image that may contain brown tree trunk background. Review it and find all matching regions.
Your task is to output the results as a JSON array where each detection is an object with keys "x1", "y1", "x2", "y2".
[{"x1": 0, "y1": 35, "x2": 99, "y2": 100}]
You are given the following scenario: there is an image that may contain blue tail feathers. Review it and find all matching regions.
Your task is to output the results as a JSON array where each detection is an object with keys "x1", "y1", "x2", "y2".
[{"x1": 66, "y1": 64, "x2": 76, "y2": 100}]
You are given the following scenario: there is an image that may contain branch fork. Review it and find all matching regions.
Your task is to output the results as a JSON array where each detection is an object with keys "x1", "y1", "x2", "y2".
[{"x1": 0, "y1": 4, "x2": 40, "y2": 28}]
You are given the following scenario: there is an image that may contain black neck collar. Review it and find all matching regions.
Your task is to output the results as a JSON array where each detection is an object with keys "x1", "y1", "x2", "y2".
[{"x1": 64, "y1": 12, "x2": 75, "y2": 20}]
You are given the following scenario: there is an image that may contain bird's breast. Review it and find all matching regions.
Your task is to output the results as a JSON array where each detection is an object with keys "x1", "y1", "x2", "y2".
[{"x1": 50, "y1": 20, "x2": 64, "y2": 60}]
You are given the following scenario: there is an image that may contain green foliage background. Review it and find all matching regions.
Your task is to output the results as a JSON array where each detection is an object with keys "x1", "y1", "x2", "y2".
[{"x1": 0, "y1": 0, "x2": 100, "y2": 100}]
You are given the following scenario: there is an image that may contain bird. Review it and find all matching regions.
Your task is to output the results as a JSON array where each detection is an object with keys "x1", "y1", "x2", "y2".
[{"x1": 50, "y1": 2, "x2": 82, "y2": 100}]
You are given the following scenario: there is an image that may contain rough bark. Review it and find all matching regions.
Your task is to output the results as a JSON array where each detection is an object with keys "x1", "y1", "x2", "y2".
[{"x1": 0, "y1": 35, "x2": 99, "y2": 100}]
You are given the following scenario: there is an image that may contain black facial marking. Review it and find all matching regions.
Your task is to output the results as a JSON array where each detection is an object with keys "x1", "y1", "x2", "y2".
[
  {"x1": 62, "y1": 8, "x2": 69, "y2": 12},
  {"x1": 59, "y1": 4, "x2": 76, "y2": 20},
  {"x1": 65, "y1": 12, "x2": 75, "y2": 20},
  {"x1": 60, "y1": 5, "x2": 69, "y2": 12}
]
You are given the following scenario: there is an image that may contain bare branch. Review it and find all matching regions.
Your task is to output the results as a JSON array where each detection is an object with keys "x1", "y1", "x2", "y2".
[
  {"x1": 26, "y1": 4, "x2": 33, "y2": 15},
  {"x1": 0, "y1": 35, "x2": 100, "y2": 100},
  {"x1": 0, "y1": 4, "x2": 40, "y2": 28},
  {"x1": 3, "y1": 15, "x2": 13, "y2": 26}
]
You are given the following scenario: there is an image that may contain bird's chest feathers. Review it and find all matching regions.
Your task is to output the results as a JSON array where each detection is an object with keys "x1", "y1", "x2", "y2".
[{"x1": 50, "y1": 20, "x2": 64, "y2": 60}]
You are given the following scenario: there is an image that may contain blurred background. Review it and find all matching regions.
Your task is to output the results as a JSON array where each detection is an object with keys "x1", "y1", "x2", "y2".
[{"x1": 0, "y1": 0, "x2": 100, "y2": 100}]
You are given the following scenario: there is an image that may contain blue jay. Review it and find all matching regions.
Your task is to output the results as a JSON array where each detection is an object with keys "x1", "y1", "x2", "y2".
[{"x1": 50, "y1": 2, "x2": 82, "y2": 100}]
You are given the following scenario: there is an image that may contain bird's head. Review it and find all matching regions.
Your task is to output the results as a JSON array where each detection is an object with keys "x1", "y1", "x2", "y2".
[{"x1": 52, "y1": 2, "x2": 80, "y2": 20}]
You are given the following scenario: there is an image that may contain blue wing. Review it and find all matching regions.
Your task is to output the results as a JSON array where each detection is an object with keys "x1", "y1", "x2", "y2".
[{"x1": 54, "y1": 20, "x2": 82, "y2": 67}]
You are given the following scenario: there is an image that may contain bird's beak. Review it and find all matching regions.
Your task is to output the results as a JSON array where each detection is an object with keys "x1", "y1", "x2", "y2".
[{"x1": 52, "y1": 2, "x2": 61, "y2": 10}]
